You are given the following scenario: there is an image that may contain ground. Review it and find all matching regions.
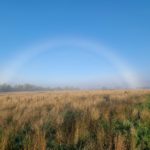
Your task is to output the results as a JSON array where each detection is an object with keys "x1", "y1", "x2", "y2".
[{"x1": 0, "y1": 90, "x2": 150, "y2": 150}]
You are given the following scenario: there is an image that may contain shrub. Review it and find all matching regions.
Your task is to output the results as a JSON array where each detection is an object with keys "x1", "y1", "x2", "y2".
[
  {"x1": 114, "y1": 120, "x2": 132, "y2": 149},
  {"x1": 6, "y1": 122, "x2": 34, "y2": 150},
  {"x1": 63, "y1": 109, "x2": 81, "y2": 133},
  {"x1": 0, "y1": 126, "x2": 3, "y2": 142},
  {"x1": 42, "y1": 121, "x2": 57, "y2": 149},
  {"x1": 136, "y1": 123, "x2": 150, "y2": 150}
]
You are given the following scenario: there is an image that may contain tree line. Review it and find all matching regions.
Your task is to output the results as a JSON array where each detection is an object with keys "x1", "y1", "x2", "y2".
[{"x1": 0, "y1": 84, "x2": 78, "y2": 92}]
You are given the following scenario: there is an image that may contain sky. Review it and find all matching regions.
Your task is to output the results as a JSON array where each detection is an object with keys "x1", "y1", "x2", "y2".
[{"x1": 0, "y1": 0, "x2": 150, "y2": 88}]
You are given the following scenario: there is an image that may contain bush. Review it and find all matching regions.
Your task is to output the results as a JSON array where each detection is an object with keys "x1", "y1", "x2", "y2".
[
  {"x1": 136, "y1": 123, "x2": 150, "y2": 150},
  {"x1": 42, "y1": 121, "x2": 57, "y2": 149},
  {"x1": 6, "y1": 122, "x2": 34, "y2": 150},
  {"x1": 114, "y1": 120, "x2": 132, "y2": 149},
  {"x1": 0, "y1": 126, "x2": 3, "y2": 142},
  {"x1": 62, "y1": 108, "x2": 81, "y2": 136}
]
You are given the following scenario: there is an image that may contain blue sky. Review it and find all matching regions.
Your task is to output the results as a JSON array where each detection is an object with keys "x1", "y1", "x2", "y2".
[{"x1": 0, "y1": 0, "x2": 150, "y2": 88}]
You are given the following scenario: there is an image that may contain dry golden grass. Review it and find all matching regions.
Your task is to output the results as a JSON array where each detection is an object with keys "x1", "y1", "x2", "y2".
[{"x1": 0, "y1": 90, "x2": 150, "y2": 150}]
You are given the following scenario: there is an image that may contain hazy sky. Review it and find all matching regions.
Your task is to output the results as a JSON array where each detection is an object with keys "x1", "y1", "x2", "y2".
[{"x1": 0, "y1": 1, "x2": 150, "y2": 88}]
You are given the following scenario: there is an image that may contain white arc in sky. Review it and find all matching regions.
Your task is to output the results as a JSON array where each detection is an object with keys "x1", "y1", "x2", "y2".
[{"x1": 0, "y1": 37, "x2": 140, "y2": 88}]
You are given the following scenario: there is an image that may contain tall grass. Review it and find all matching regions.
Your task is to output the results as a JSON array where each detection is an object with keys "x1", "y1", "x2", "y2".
[{"x1": 0, "y1": 90, "x2": 150, "y2": 150}]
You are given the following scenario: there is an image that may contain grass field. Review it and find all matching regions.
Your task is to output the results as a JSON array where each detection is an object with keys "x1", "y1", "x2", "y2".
[{"x1": 0, "y1": 90, "x2": 150, "y2": 150}]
